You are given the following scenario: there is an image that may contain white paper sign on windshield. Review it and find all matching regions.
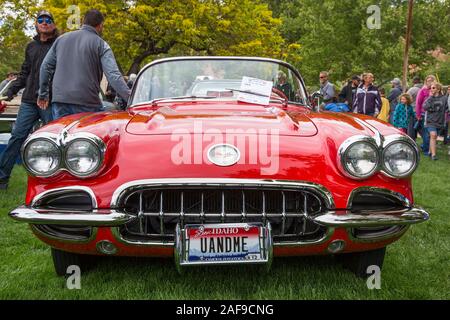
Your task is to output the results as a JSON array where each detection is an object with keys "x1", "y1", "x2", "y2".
[{"x1": 237, "y1": 77, "x2": 273, "y2": 106}]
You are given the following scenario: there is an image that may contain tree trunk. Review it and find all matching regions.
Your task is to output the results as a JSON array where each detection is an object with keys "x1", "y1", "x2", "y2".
[
  {"x1": 126, "y1": 41, "x2": 177, "y2": 75},
  {"x1": 127, "y1": 60, "x2": 143, "y2": 75},
  {"x1": 402, "y1": 0, "x2": 414, "y2": 92}
]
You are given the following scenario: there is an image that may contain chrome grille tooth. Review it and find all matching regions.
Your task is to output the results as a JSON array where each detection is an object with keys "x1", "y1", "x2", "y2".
[
  {"x1": 262, "y1": 191, "x2": 266, "y2": 224},
  {"x1": 221, "y1": 191, "x2": 225, "y2": 223},
  {"x1": 138, "y1": 191, "x2": 144, "y2": 234},
  {"x1": 302, "y1": 193, "x2": 308, "y2": 235},
  {"x1": 180, "y1": 191, "x2": 184, "y2": 227},
  {"x1": 200, "y1": 192, "x2": 205, "y2": 224},
  {"x1": 159, "y1": 191, "x2": 164, "y2": 235},
  {"x1": 281, "y1": 191, "x2": 286, "y2": 235},
  {"x1": 242, "y1": 190, "x2": 246, "y2": 222}
]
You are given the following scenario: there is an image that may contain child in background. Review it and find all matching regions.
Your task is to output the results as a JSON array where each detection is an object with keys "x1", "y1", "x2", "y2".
[
  {"x1": 377, "y1": 88, "x2": 390, "y2": 122},
  {"x1": 393, "y1": 94, "x2": 415, "y2": 133}
]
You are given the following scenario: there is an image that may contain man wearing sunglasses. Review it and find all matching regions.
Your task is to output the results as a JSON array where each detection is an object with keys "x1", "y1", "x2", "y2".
[
  {"x1": 0, "y1": 10, "x2": 58, "y2": 190},
  {"x1": 319, "y1": 71, "x2": 336, "y2": 108},
  {"x1": 38, "y1": 9, "x2": 130, "y2": 119}
]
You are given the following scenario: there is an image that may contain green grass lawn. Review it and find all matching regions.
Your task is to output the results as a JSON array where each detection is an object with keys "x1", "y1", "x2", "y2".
[{"x1": 0, "y1": 142, "x2": 449, "y2": 300}]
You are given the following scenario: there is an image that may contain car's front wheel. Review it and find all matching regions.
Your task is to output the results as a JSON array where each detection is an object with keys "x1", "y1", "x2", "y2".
[
  {"x1": 337, "y1": 247, "x2": 386, "y2": 278},
  {"x1": 51, "y1": 248, "x2": 85, "y2": 276}
]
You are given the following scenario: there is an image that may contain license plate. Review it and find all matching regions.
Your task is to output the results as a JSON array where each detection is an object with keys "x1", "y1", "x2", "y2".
[{"x1": 175, "y1": 223, "x2": 272, "y2": 268}]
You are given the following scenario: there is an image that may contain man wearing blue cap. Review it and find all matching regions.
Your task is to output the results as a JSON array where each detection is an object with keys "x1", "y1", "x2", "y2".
[{"x1": 0, "y1": 10, "x2": 58, "y2": 190}]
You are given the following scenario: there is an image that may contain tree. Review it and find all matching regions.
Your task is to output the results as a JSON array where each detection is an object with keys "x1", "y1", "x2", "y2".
[
  {"x1": 267, "y1": 0, "x2": 450, "y2": 88},
  {"x1": 36, "y1": 0, "x2": 285, "y2": 75},
  {"x1": 0, "y1": 0, "x2": 34, "y2": 78}
]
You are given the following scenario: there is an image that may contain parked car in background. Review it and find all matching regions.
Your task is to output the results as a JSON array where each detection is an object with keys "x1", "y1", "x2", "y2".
[
  {"x1": 9, "y1": 57, "x2": 429, "y2": 277},
  {"x1": 0, "y1": 80, "x2": 22, "y2": 133}
]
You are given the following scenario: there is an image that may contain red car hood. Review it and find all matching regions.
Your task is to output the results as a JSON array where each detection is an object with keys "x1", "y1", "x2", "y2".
[{"x1": 125, "y1": 102, "x2": 318, "y2": 137}]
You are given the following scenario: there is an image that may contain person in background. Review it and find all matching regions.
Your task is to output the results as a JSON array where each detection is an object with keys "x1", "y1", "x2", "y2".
[
  {"x1": 338, "y1": 75, "x2": 360, "y2": 109},
  {"x1": 353, "y1": 73, "x2": 381, "y2": 117},
  {"x1": 276, "y1": 71, "x2": 294, "y2": 100},
  {"x1": 442, "y1": 86, "x2": 450, "y2": 145},
  {"x1": 0, "y1": 10, "x2": 58, "y2": 190},
  {"x1": 38, "y1": 9, "x2": 130, "y2": 119},
  {"x1": 319, "y1": 71, "x2": 336, "y2": 108},
  {"x1": 407, "y1": 76, "x2": 422, "y2": 105},
  {"x1": 423, "y1": 83, "x2": 448, "y2": 161},
  {"x1": 406, "y1": 76, "x2": 422, "y2": 140},
  {"x1": 393, "y1": 94, "x2": 415, "y2": 134},
  {"x1": 377, "y1": 88, "x2": 390, "y2": 122},
  {"x1": 416, "y1": 75, "x2": 436, "y2": 156},
  {"x1": 388, "y1": 78, "x2": 403, "y2": 124},
  {"x1": 127, "y1": 73, "x2": 137, "y2": 88},
  {"x1": 0, "y1": 72, "x2": 17, "y2": 93}
]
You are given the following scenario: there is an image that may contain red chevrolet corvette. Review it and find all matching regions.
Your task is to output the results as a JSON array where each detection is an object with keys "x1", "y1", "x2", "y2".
[{"x1": 10, "y1": 57, "x2": 429, "y2": 277}]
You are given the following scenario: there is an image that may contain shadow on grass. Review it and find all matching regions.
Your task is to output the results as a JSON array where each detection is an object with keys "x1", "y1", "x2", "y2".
[
  {"x1": 75, "y1": 253, "x2": 362, "y2": 299},
  {"x1": 88, "y1": 254, "x2": 342, "y2": 276}
]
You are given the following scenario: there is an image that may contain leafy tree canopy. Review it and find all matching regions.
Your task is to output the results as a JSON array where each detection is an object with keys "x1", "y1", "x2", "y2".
[
  {"x1": 0, "y1": 0, "x2": 33, "y2": 78},
  {"x1": 266, "y1": 0, "x2": 450, "y2": 88},
  {"x1": 31, "y1": 0, "x2": 287, "y2": 75},
  {"x1": 1, "y1": 0, "x2": 449, "y2": 89}
]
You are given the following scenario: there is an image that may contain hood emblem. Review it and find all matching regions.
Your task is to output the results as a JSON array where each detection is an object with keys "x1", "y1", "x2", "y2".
[{"x1": 207, "y1": 144, "x2": 240, "y2": 167}]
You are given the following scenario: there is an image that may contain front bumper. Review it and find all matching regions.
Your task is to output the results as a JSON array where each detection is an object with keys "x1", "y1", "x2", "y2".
[
  {"x1": 9, "y1": 207, "x2": 133, "y2": 226},
  {"x1": 9, "y1": 205, "x2": 429, "y2": 227},
  {"x1": 314, "y1": 206, "x2": 429, "y2": 227}
]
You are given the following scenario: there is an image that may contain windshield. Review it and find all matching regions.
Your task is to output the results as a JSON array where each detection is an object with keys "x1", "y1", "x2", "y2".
[{"x1": 131, "y1": 58, "x2": 308, "y2": 105}]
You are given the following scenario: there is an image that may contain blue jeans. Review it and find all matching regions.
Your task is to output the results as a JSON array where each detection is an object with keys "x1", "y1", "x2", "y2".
[
  {"x1": 52, "y1": 102, "x2": 103, "y2": 120},
  {"x1": 419, "y1": 118, "x2": 430, "y2": 153},
  {"x1": 0, "y1": 102, "x2": 53, "y2": 180}
]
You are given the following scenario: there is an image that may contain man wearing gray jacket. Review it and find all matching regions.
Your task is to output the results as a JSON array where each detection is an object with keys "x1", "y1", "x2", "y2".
[{"x1": 38, "y1": 9, "x2": 130, "y2": 119}]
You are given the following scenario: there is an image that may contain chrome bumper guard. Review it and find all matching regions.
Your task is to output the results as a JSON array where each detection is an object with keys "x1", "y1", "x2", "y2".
[
  {"x1": 9, "y1": 206, "x2": 134, "y2": 227},
  {"x1": 9, "y1": 205, "x2": 429, "y2": 228},
  {"x1": 313, "y1": 206, "x2": 429, "y2": 228}
]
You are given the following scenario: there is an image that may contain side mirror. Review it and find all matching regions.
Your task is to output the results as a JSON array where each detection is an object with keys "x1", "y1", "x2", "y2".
[
  {"x1": 309, "y1": 91, "x2": 323, "y2": 111},
  {"x1": 310, "y1": 91, "x2": 323, "y2": 100}
]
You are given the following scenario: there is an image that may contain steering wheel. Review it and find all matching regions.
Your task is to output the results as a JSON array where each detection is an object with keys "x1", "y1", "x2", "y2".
[{"x1": 271, "y1": 87, "x2": 288, "y2": 106}]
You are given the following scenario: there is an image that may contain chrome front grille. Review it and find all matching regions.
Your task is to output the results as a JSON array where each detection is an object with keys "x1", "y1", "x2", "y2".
[{"x1": 117, "y1": 184, "x2": 329, "y2": 243}]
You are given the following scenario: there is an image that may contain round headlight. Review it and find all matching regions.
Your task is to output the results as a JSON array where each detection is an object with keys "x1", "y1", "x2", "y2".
[
  {"x1": 23, "y1": 139, "x2": 61, "y2": 176},
  {"x1": 65, "y1": 139, "x2": 102, "y2": 177},
  {"x1": 339, "y1": 138, "x2": 379, "y2": 179},
  {"x1": 382, "y1": 141, "x2": 418, "y2": 178}
]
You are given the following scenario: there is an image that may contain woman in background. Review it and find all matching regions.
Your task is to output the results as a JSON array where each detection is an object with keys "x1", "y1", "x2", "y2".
[{"x1": 424, "y1": 83, "x2": 448, "y2": 160}]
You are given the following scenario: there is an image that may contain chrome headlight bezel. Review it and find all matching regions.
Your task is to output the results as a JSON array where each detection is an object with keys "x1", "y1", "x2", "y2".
[
  {"x1": 381, "y1": 134, "x2": 419, "y2": 179},
  {"x1": 22, "y1": 133, "x2": 62, "y2": 178},
  {"x1": 21, "y1": 132, "x2": 106, "y2": 179},
  {"x1": 338, "y1": 136, "x2": 380, "y2": 180},
  {"x1": 63, "y1": 133, "x2": 106, "y2": 178}
]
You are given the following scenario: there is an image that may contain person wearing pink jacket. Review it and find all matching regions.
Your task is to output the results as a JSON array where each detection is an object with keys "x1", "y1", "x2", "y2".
[{"x1": 415, "y1": 75, "x2": 436, "y2": 155}]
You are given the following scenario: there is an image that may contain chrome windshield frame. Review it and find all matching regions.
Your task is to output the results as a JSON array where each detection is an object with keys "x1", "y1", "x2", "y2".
[{"x1": 128, "y1": 56, "x2": 311, "y2": 109}]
